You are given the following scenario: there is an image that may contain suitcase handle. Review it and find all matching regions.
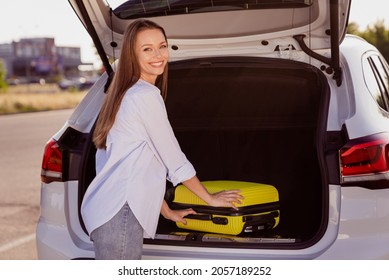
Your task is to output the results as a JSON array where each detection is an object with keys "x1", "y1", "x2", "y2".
[{"x1": 186, "y1": 214, "x2": 229, "y2": 225}]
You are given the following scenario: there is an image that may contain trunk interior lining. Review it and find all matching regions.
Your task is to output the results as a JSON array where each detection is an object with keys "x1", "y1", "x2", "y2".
[{"x1": 159, "y1": 58, "x2": 327, "y2": 242}]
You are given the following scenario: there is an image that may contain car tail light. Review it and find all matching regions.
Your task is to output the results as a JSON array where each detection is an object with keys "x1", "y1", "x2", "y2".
[
  {"x1": 339, "y1": 133, "x2": 389, "y2": 187},
  {"x1": 41, "y1": 139, "x2": 63, "y2": 183}
]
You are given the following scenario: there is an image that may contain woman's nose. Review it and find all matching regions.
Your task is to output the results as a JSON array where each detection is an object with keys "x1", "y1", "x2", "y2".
[{"x1": 154, "y1": 49, "x2": 162, "y2": 57}]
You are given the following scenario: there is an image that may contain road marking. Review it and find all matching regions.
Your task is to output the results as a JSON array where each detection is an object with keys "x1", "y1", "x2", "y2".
[{"x1": 0, "y1": 234, "x2": 35, "y2": 253}]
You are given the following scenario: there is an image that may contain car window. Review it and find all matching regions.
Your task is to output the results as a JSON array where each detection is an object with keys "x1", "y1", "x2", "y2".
[
  {"x1": 371, "y1": 55, "x2": 389, "y2": 93},
  {"x1": 363, "y1": 54, "x2": 389, "y2": 111}
]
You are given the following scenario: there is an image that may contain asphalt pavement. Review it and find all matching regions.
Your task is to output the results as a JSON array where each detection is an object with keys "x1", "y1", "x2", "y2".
[{"x1": 0, "y1": 109, "x2": 72, "y2": 259}]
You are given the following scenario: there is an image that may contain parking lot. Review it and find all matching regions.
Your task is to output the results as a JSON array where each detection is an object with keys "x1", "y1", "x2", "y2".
[{"x1": 0, "y1": 109, "x2": 72, "y2": 259}]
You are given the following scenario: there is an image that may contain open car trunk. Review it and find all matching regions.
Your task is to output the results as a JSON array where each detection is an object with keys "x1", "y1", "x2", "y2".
[
  {"x1": 156, "y1": 56, "x2": 329, "y2": 248},
  {"x1": 80, "y1": 56, "x2": 330, "y2": 249}
]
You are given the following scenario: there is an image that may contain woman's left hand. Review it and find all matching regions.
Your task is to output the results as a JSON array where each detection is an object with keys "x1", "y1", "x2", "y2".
[
  {"x1": 166, "y1": 208, "x2": 197, "y2": 225},
  {"x1": 161, "y1": 200, "x2": 196, "y2": 224}
]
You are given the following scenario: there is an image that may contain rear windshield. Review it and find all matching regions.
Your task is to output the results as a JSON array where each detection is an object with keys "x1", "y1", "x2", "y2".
[{"x1": 112, "y1": 0, "x2": 313, "y2": 19}]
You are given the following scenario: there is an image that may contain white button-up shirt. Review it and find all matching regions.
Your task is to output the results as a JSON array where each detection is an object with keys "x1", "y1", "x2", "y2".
[{"x1": 81, "y1": 79, "x2": 196, "y2": 238}]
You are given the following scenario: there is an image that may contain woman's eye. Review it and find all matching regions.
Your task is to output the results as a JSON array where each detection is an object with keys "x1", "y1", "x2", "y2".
[{"x1": 160, "y1": 44, "x2": 168, "y2": 49}]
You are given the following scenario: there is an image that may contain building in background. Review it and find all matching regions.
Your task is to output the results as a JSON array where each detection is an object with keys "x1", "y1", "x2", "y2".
[
  {"x1": 0, "y1": 37, "x2": 93, "y2": 84},
  {"x1": 0, "y1": 43, "x2": 14, "y2": 78},
  {"x1": 57, "y1": 46, "x2": 83, "y2": 77}
]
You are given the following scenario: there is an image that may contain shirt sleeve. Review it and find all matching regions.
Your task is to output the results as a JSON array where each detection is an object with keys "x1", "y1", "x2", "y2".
[{"x1": 133, "y1": 88, "x2": 196, "y2": 186}]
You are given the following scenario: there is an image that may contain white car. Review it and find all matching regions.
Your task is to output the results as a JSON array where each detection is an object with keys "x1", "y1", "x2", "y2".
[{"x1": 36, "y1": 0, "x2": 389, "y2": 259}]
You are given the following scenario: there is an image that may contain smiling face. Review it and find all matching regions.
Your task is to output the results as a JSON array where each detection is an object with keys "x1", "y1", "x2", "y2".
[{"x1": 135, "y1": 28, "x2": 169, "y2": 85}]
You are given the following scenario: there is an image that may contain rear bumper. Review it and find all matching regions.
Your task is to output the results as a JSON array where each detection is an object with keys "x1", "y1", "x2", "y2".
[{"x1": 37, "y1": 183, "x2": 389, "y2": 259}]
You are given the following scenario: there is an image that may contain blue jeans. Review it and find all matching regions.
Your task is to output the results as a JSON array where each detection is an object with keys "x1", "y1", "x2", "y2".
[{"x1": 90, "y1": 202, "x2": 144, "y2": 259}]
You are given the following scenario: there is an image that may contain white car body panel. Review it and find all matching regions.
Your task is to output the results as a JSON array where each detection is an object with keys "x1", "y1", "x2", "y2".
[
  {"x1": 318, "y1": 187, "x2": 389, "y2": 259},
  {"x1": 339, "y1": 36, "x2": 389, "y2": 139}
]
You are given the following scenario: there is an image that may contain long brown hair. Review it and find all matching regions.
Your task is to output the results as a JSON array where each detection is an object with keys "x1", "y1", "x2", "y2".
[{"x1": 93, "y1": 19, "x2": 168, "y2": 149}]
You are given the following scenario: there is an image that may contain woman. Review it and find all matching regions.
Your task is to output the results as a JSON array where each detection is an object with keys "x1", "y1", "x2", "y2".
[{"x1": 81, "y1": 19, "x2": 242, "y2": 260}]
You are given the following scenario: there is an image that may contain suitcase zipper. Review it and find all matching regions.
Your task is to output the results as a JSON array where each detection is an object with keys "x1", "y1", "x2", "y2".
[{"x1": 171, "y1": 201, "x2": 280, "y2": 216}]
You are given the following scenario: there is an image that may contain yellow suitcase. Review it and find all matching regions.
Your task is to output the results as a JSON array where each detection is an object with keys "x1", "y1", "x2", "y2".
[{"x1": 168, "y1": 181, "x2": 280, "y2": 235}]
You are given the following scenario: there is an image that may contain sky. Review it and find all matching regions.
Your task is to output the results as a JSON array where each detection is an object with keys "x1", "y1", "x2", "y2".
[{"x1": 0, "y1": 0, "x2": 388, "y2": 67}]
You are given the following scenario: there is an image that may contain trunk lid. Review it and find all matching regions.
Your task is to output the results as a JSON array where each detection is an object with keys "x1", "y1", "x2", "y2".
[{"x1": 69, "y1": 0, "x2": 351, "y2": 85}]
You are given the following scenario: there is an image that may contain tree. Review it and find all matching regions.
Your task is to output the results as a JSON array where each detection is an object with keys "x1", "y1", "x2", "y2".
[
  {"x1": 347, "y1": 22, "x2": 361, "y2": 36},
  {"x1": 0, "y1": 59, "x2": 8, "y2": 92},
  {"x1": 347, "y1": 19, "x2": 389, "y2": 62}
]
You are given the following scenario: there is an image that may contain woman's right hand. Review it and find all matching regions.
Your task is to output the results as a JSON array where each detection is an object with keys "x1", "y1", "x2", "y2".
[
  {"x1": 208, "y1": 189, "x2": 243, "y2": 209},
  {"x1": 181, "y1": 176, "x2": 244, "y2": 209}
]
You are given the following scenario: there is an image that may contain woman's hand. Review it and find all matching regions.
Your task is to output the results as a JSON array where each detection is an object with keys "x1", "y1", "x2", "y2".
[
  {"x1": 161, "y1": 200, "x2": 196, "y2": 224},
  {"x1": 181, "y1": 176, "x2": 244, "y2": 209},
  {"x1": 165, "y1": 208, "x2": 197, "y2": 225},
  {"x1": 208, "y1": 189, "x2": 243, "y2": 209}
]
